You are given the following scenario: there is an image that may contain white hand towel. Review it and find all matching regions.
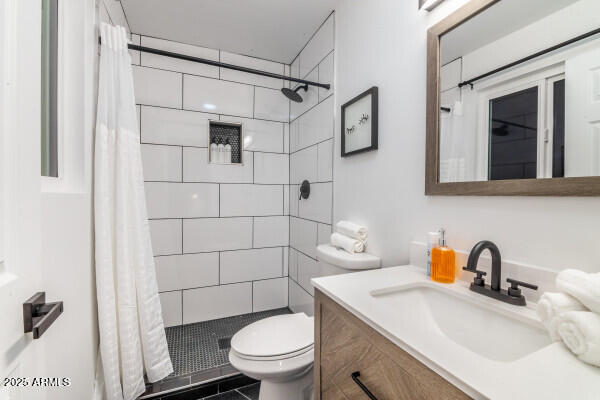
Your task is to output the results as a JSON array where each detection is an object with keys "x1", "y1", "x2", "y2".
[
  {"x1": 536, "y1": 293, "x2": 587, "y2": 341},
  {"x1": 336, "y1": 221, "x2": 368, "y2": 243},
  {"x1": 555, "y1": 311, "x2": 600, "y2": 367},
  {"x1": 331, "y1": 232, "x2": 364, "y2": 254},
  {"x1": 556, "y1": 269, "x2": 600, "y2": 314}
]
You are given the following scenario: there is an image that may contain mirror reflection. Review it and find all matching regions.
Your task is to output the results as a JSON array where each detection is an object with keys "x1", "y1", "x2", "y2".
[{"x1": 439, "y1": 0, "x2": 600, "y2": 183}]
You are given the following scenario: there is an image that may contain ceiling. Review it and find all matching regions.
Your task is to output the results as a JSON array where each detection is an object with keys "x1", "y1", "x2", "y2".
[
  {"x1": 441, "y1": 0, "x2": 579, "y2": 64},
  {"x1": 120, "y1": 0, "x2": 338, "y2": 64}
]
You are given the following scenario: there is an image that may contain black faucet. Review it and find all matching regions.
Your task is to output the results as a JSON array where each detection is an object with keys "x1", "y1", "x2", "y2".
[{"x1": 462, "y1": 240, "x2": 538, "y2": 306}]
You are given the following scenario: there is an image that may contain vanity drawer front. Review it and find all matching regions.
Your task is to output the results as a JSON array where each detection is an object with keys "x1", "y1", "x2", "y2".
[{"x1": 315, "y1": 289, "x2": 470, "y2": 400}]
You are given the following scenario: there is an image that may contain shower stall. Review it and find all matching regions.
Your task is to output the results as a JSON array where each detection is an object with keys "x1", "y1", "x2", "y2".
[{"x1": 102, "y1": 6, "x2": 337, "y2": 398}]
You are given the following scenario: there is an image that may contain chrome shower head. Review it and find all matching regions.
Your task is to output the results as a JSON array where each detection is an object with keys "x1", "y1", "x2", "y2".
[{"x1": 281, "y1": 84, "x2": 308, "y2": 103}]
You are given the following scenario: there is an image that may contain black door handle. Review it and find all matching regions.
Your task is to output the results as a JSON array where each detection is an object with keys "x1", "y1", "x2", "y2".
[
  {"x1": 23, "y1": 292, "x2": 64, "y2": 339},
  {"x1": 351, "y1": 371, "x2": 378, "y2": 400}
]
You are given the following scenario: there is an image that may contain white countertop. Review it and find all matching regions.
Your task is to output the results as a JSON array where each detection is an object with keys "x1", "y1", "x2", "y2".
[{"x1": 312, "y1": 265, "x2": 600, "y2": 400}]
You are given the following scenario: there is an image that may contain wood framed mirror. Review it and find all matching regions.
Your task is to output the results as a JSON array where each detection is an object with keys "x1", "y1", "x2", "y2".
[{"x1": 426, "y1": 0, "x2": 600, "y2": 196}]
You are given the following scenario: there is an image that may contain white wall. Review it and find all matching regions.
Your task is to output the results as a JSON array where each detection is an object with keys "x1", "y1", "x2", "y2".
[
  {"x1": 333, "y1": 0, "x2": 600, "y2": 273},
  {"x1": 288, "y1": 13, "x2": 336, "y2": 315},
  {"x1": 131, "y1": 35, "x2": 290, "y2": 326}
]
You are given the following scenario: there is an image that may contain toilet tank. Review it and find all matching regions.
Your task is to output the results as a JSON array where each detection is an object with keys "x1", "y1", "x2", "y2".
[{"x1": 315, "y1": 244, "x2": 381, "y2": 277}]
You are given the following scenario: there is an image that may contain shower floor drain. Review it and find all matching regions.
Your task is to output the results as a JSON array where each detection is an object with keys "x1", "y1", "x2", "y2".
[{"x1": 218, "y1": 337, "x2": 232, "y2": 350}]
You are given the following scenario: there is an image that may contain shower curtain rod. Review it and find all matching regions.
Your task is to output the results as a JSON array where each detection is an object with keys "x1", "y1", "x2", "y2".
[
  {"x1": 100, "y1": 39, "x2": 331, "y2": 90},
  {"x1": 458, "y1": 27, "x2": 600, "y2": 89}
]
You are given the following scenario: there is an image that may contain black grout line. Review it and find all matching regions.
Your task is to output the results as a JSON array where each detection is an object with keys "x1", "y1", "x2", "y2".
[
  {"x1": 145, "y1": 181, "x2": 291, "y2": 187},
  {"x1": 159, "y1": 276, "x2": 288, "y2": 295},
  {"x1": 149, "y1": 215, "x2": 287, "y2": 221},
  {"x1": 136, "y1": 102, "x2": 287, "y2": 124},
  {"x1": 135, "y1": 32, "x2": 289, "y2": 66},
  {"x1": 290, "y1": 11, "x2": 335, "y2": 67},
  {"x1": 154, "y1": 246, "x2": 288, "y2": 261},
  {"x1": 289, "y1": 91, "x2": 334, "y2": 124},
  {"x1": 117, "y1": 0, "x2": 131, "y2": 32},
  {"x1": 290, "y1": 137, "x2": 334, "y2": 156},
  {"x1": 134, "y1": 63, "x2": 287, "y2": 92},
  {"x1": 290, "y1": 214, "x2": 332, "y2": 227}
]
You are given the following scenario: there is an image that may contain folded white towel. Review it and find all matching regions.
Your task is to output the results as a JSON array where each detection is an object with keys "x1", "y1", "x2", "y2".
[
  {"x1": 555, "y1": 311, "x2": 600, "y2": 367},
  {"x1": 536, "y1": 293, "x2": 587, "y2": 341},
  {"x1": 556, "y1": 269, "x2": 600, "y2": 314},
  {"x1": 336, "y1": 221, "x2": 368, "y2": 243},
  {"x1": 330, "y1": 232, "x2": 364, "y2": 254}
]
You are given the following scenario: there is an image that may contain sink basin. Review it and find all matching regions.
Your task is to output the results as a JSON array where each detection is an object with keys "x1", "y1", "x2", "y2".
[{"x1": 370, "y1": 283, "x2": 552, "y2": 362}]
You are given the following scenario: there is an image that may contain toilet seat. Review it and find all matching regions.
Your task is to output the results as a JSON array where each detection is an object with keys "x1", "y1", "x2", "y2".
[
  {"x1": 231, "y1": 313, "x2": 314, "y2": 360},
  {"x1": 231, "y1": 344, "x2": 314, "y2": 362}
]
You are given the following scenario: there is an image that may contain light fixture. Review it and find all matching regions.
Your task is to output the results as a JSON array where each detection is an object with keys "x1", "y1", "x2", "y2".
[{"x1": 419, "y1": 0, "x2": 446, "y2": 11}]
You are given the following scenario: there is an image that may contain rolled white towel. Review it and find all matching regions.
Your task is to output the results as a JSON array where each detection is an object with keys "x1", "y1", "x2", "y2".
[
  {"x1": 536, "y1": 293, "x2": 587, "y2": 341},
  {"x1": 330, "y1": 232, "x2": 364, "y2": 254},
  {"x1": 556, "y1": 269, "x2": 600, "y2": 314},
  {"x1": 336, "y1": 221, "x2": 368, "y2": 243},
  {"x1": 555, "y1": 311, "x2": 600, "y2": 367}
]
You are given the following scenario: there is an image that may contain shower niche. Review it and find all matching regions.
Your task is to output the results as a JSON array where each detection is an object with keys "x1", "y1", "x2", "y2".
[{"x1": 209, "y1": 121, "x2": 243, "y2": 165}]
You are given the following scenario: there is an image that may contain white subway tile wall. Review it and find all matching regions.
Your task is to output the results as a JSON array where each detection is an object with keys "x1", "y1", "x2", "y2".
[
  {"x1": 254, "y1": 87, "x2": 290, "y2": 122},
  {"x1": 155, "y1": 253, "x2": 219, "y2": 292},
  {"x1": 159, "y1": 291, "x2": 183, "y2": 327},
  {"x1": 220, "y1": 248, "x2": 283, "y2": 284},
  {"x1": 183, "y1": 148, "x2": 254, "y2": 184},
  {"x1": 288, "y1": 13, "x2": 335, "y2": 313},
  {"x1": 149, "y1": 219, "x2": 182, "y2": 256},
  {"x1": 183, "y1": 283, "x2": 252, "y2": 324},
  {"x1": 220, "y1": 51, "x2": 285, "y2": 89},
  {"x1": 145, "y1": 182, "x2": 219, "y2": 219},
  {"x1": 253, "y1": 216, "x2": 290, "y2": 248},
  {"x1": 219, "y1": 184, "x2": 283, "y2": 217},
  {"x1": 140, "y1": 36, "x2": 220, "y2": 78},
  {"x1": 141, "y1": 144, "x2": 182, "y2": 182},
  {"x1": 132, "y1": 65, "x2": 182, "y2": 109},
  {"x1": 253, "y1": 278, "x2": 288, "y2": 312},
  {"x1": 132, "y1": 35, "x2": 291, "y2": 326},
  {"x1": 141, "y1": 106, "x2": 214, "y2": 147},
  {"x1": 183, "y1": 217, "x2": 253, "y2": 253},
  {"x1": 183, "y1": 75, "x2": 254, "y2": 117},
  {"x1": 254, "y1": 153, "x2": 289, "y2": 184}
]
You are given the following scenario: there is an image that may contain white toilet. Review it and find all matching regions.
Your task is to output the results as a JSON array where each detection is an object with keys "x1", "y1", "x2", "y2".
[{"x1": 229, "y1": 244, "x2": 381, "y2": 400}]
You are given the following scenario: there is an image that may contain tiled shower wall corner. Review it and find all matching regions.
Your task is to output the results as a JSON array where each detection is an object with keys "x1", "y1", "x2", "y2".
[
  {"x1": 288, "y1": 13, "x2": 336, "y2": 315},
  {"x1": 131, "y1": 35, "x2": 291, "y2": 327}
]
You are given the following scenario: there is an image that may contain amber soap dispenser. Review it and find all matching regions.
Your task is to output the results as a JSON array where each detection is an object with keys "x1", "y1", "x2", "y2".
[{"x1": 431, "y1": 229, "x2": 456, "y2": 283}]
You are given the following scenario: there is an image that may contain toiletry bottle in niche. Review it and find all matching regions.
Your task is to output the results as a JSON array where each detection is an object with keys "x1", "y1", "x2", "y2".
[
  {"x1": 225, "y1": 139, "x2": 232, "y2": 164},
  {"x1": 431, "y1": 229, "x2": 456, "y2": 283},
  {"x1": 217, "y1": 138, "x2": 225, "y2": 164},
  {"x1": 427, "y1": 231, "x2": 441, "y2": 277},
  {"x1": 210, "y1": 137, "x2": 218, "y2": 164}
]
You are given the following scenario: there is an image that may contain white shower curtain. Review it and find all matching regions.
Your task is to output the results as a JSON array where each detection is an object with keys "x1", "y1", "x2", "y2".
[{"x1": 94, "y1": 23, "x2": 173, "y2": 400}]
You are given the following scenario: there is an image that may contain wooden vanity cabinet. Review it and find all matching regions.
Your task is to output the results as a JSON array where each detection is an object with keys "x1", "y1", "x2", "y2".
[{"x1": 314, "y1": 289, "x2": 470, "y2": 400}]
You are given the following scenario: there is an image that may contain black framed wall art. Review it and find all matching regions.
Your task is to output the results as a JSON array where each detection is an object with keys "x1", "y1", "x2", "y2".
[{"x1": 341, "y1": 86, "x2": 378, "y2": 157}]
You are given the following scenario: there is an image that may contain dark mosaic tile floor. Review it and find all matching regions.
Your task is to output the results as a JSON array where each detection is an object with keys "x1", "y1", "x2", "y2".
[
  {"x1": 140, "y1": 307, "x2": 292, "y2": 399},
  {"x1": 166, "y1": 308, "x2": 292, "y2": 377}
]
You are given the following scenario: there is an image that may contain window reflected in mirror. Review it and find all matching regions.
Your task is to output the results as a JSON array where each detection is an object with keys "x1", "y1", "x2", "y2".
[{"x1": 438, "y1": 0, "x2": 599, "y2": 183}]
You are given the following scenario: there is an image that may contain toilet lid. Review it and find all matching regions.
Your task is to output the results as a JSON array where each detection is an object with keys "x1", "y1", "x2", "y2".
[{"x1": 231, "y1": 313, "x2": 314, "y2": 358}]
